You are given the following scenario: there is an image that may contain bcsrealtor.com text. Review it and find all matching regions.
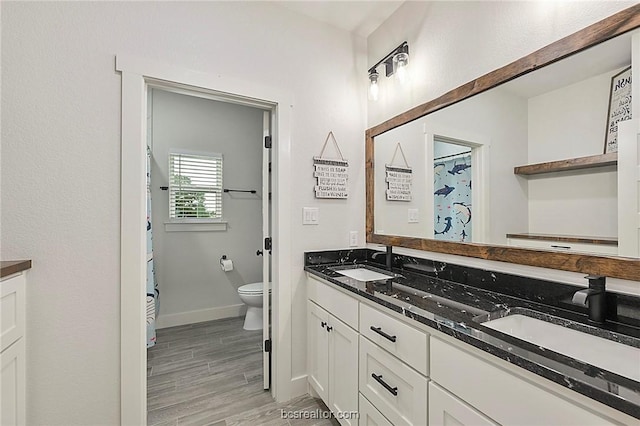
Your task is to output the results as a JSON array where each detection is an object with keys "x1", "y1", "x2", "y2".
[{"x1": 280, "y1": 409, "x2": 359, "y2": 420}]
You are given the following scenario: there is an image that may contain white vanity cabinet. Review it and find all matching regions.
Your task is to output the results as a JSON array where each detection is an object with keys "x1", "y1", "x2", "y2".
[
  {"x1": 307, "y1": 275, "x2": 637, "y2": 426},
  {"x1": 307, "y1": 277, "x2": 359, "y2": 426},
  {"x1": 1, "y1": 271, "x2": 27, "y2": 426},
  {"x1": 429, "y1": 336, "x2": 630, "y2": 425}
]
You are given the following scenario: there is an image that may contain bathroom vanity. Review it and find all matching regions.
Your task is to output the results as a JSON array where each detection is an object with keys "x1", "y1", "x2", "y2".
[
  {"x1": 1, "y1": 260, "x2": 30, "y2": 426},
  {"x1": 305, "y1": 249, "x2": 639, "y2": 425}
]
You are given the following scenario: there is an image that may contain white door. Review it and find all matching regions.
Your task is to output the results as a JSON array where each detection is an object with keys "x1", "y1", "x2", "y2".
[{"x1": 262, "y1": 110, "x2": 271, "y2": 390}]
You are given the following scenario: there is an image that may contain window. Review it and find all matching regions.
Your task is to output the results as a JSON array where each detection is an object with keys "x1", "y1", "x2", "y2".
[{"x1": 169, "y1": 150, "x2": 223, "y2": 220}]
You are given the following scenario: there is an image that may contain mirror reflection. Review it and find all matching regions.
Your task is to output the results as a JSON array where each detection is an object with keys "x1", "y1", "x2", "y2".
[{"x1": 373, "y1": 31, "x2": 635, "y2": 257}]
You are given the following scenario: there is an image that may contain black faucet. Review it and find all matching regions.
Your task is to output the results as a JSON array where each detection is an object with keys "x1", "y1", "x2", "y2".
[
  {"x1": 572, "y1": 275, "x2": 606, "y2": 324},
  {"x1": 385, "y1": 245, "x2": 393, "y2": 270},
  {"x1": 371, "y1": 245, "x2": 393, "y2": 270}
]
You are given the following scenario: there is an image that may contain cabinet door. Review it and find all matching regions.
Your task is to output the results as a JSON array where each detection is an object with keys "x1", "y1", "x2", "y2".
[
  {"x1": 328, "y1": 315, "x2": 359, "y2": 426},
  {"x1": 429, "y1": 382, "x2": 497, "y2": 426},
  {"x1": 308, "y1": 300, "x2": 330, "y2": 403},
  {"x1": 1, "y1": 338, "x2": 25, "y2": 426},
  {"x1": 1, "y1": 274, "x2": 25, "y2": 352}
]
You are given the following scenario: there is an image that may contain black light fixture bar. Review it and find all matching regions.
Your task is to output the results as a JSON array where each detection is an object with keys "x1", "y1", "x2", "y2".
[{"x1": 368, "y1": 41, "x2": 409, "y2": 77}]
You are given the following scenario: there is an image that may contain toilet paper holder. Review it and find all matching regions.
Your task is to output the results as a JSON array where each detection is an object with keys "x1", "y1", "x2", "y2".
[{"x1": 220, "y1": 255, "x2": 234, "y2": 272}]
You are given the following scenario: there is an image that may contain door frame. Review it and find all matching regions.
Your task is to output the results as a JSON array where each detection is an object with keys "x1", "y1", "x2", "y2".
[{"x1": 117, "y1": 55, "x2": 294, "y2": 425}]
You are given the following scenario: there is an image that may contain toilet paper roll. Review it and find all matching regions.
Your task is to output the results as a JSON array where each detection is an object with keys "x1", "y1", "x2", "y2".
[{"x1": 220, "y1": 259, "x2": 233, "y2": 272}]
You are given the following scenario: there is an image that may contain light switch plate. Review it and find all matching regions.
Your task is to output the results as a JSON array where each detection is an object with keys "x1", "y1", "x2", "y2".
[
  {"x1": 408, "y1": 208, "x2": 419, "y2": 223},
  {"x1": 349, "y1": 231, "x2": 358, "y2": 247},
  {"x1": 303, "y1": 207, "x2": 319, "y2": 225}
]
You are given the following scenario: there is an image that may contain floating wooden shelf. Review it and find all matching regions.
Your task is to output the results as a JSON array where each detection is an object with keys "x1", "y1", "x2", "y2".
[
  {"x1": 514, "y1": 152, "x2": 617, "y2": 176},
  {"x1": 506, "y1": 233, "x2": 618, "y2": 246}
]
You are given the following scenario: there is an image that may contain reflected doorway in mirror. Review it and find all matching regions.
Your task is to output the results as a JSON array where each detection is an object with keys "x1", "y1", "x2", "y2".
[{"x1": 434, "y1": 139, "x2": 472, "y2": 242}]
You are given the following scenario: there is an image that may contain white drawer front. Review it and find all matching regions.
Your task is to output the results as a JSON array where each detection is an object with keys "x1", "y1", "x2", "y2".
[
  {"x1": 359, "y1": 393, "x2": 393, "y2": 426},
  {"x1": 428, "y1": 382, "x2": 497, "y2": 426},
  {"x1": 359, "y1": 336, "x2": 428, "y2": 426},
  {"x1": 430, "y1": 337, "x2": 616, "y2": 425},
  {"x1": 1, "y1": 274, "x2": 25, "y2": 352},
  {"x1": 359, "y1": 302, "x2": 428, "y2": 375},
  {"x1": 308, "y1": 276, "x2": 358, "y2": 329}
]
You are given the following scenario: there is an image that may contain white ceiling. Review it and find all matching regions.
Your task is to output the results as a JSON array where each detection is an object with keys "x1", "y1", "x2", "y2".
[{"x1": 275, "y1": 1, "x2": 404, "y2": 38}]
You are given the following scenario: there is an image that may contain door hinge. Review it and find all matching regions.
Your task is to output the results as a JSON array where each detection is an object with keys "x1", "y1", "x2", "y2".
[
  {"x1": 264, "y1": 136, "x2": 272, "y2": 149},
  {"x1": 264, "y1": 237, "x2": 272, "y2": 251},
  {"x1": 264, "y1": 339, "x2": 272, "y2": 352}
]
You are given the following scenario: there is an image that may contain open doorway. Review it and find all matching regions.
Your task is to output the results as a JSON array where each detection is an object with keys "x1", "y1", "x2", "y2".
[
  {"x1": 144, "y1": 86, "x2": 273, "y2": 420},
  {"x1": 118, "y1": 57, "x2": 294, "y2": 424}
]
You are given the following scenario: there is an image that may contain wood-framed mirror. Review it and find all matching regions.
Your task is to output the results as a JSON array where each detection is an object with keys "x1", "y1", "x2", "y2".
[{"x1": 366, "y1": 5, "x2": 640, "y2": 281}]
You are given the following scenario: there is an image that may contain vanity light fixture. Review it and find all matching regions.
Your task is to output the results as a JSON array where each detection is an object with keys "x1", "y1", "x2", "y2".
[{"x1": 368, "y1": 41, "x2": 409, "y2": 100}]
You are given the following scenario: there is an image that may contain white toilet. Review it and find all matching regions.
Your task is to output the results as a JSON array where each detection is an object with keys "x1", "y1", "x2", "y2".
[{"x1": 237, "y1": 282, "x2": 271, "y2": 330}]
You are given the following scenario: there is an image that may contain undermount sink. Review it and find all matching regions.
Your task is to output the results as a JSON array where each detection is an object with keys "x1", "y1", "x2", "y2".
[
  {"x1": 478, "y1": 309, "x2": 640, "y2": 382},
  {"x1": 333, "y1": 266, "x2": 395, "y2": 282}
]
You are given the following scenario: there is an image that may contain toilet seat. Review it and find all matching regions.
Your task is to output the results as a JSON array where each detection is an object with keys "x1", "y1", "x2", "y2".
[{"x1": 238, "y1": 282, "x2": 271, "y2": 295}]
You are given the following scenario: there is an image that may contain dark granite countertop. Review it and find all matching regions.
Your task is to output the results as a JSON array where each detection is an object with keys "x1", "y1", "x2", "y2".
[
  {"x1": 304, "y1": 249, "x2": 640, "y2": 420},
  {"x1": 1, "y1": 260, "x2": 31, "y2": 278}
]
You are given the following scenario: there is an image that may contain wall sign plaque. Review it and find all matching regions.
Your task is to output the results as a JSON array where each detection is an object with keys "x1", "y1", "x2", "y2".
[
  {"x1": 604, "y1": 66, "x2": 632, "y2": 154},
  {"x1": 385, "y1": 143, "x2": 412, "y2": 201},
  {"x1": 314, "y1": 131, "x2": 349, "y2": 199}
]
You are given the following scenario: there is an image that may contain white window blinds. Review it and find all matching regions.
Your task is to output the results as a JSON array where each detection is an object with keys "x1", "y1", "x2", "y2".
[{"x1": 169, "y1": 151, "x2": 223, "y2": 219}]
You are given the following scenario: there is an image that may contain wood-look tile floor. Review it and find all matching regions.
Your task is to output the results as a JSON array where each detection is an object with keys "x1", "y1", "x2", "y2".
[{"x1": 147, "y1": 317, "x2": 339, "y2": 426}]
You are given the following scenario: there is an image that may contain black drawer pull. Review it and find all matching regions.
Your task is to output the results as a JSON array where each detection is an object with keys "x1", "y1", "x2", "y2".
[
  {"x1": 320, "y1": 321, "x2": 327, "y2": 329},
  {"x1": 371, "y1": 373, "x2": 398, "y2": 396},
  {"x1": 326, "y1": 326, "x2": 333, "y2": 332},
  {"x1": 370, "y1": 326, "x2": 397, "y2": 342},
  {"x1": 550, "y1": 245, "x2": 571, "y2": 250}
]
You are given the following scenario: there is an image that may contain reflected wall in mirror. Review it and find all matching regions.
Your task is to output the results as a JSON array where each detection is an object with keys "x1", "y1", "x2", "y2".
[{"x1": 366, "y1": 5, "x2": 640, "y2": 281}]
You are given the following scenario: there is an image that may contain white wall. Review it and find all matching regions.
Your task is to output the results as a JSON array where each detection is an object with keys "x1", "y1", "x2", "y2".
[
  {"x1": 374, "y1": 119, "x2": 430, "y2": 238},
  {"x1": 150, "y1": 89, "x2": 263, "y2": 326},
  {"x1": 373, "y1": 86, "x2": 530, "y2": 244},
  {"x1": 367, "y1": 1, "x2": 636, "y2": 125},
  {"x1": 422, "y1": 89, "x2": 529, "y2": 245},
  {"x1": 1, "y1": 2, "x2": 366, "y2": 424},
  {"x1": 527, "y1": 70, "x2": 621, "y2": 238}
]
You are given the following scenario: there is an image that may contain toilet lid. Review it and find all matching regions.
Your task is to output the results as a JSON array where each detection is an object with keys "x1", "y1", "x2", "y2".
[{"x1": 238, "y1": 282, "x2": 271, "y2": 294}]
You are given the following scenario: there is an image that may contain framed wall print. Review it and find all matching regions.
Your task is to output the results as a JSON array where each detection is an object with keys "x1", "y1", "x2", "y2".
[{"x1": 604, "y1": 66, "x2": 631, "y2": 154}]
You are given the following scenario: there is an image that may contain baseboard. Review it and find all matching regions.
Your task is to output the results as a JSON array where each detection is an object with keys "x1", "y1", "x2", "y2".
[
  {"x1": 290, "y1": 374, "x2": 308, "y2": 399},
  {"x1": 156, "y1": 304, "x2": 246, "y2": 329}
]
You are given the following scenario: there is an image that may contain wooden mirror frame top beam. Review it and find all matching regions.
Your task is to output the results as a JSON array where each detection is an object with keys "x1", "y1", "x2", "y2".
[{"x1": 366, "y1": 5, "x2": 640, "y2": 281}]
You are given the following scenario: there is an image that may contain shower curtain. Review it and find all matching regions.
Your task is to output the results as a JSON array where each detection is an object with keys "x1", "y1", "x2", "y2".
[
  {"x1": 434, "y1": 153, "x2": 472, "y2": 242},
  {"x1": 147, "y1": 147, "x2": 159, "y2": 348}
]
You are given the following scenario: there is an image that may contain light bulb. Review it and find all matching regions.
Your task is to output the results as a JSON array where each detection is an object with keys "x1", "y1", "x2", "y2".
[
  {"x1": 393, "y1": 52, "x2": 409, "y2": 84},
  {"x1": 368, "y1": 70, "x2": 379, "y2": 101}
]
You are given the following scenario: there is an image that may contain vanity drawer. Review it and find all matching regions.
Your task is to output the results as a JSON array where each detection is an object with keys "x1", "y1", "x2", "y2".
[
  {"x1": 359, "y1": 336, "x2": 428, "y2": 426},
  {"x1": 308, "y1": 275, "x2": 358, "y2": 330},
  {"x1": 430, "y1": 337, "x2": 616, "y2": 425},
  {"x1": 359, "y1": 302, "x2": 428, "y2": 375},
  {"x1": 359, "y1": 393, "x2": 393, "y2": 426}
]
